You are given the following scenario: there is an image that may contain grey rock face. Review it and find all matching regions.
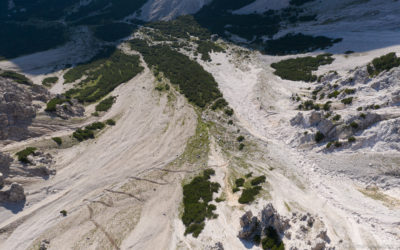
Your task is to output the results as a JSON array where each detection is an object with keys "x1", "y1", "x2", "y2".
[
  {"x1": 0, "y1": 77, "x2": 50, "y2": 141},
  {"x1": 238, "y1": 211, "x2": 259, "y2": 239},
  {"x1": 54, "y1": 98, "x2": 85, "y2": 119},
  {"x1": 0, "y1": 182, "x2": 26, "y2": 202},
  {"x1": 260, "y1": 203, "x2": 291, "y2": 235},
  {"x1": 0, "y1": 152, "x2": 12, "y2": 176}
]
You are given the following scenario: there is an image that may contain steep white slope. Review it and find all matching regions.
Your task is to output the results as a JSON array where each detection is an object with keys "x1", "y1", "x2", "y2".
[{"x1": 139, "y1": 0, "x2": 211, "y2": 21}]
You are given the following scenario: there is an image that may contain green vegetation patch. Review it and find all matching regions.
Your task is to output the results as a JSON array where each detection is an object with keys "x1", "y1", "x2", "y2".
[
  {"x1": 182, "y1": 169, "x2": 220, "y2": 237},
  {"x1": 196, "y1": 41, "x2": 225, "y2": 61},
  {"x1": 238, "y1": 186, "x2": 262, "y2": 204},
  {"x1": 130, "y1": 40, "x2": 222, "y2": 107},
  {"x1": 52, "y1": 137, "x2": 62, "y2": 145},
  {"x1": 45, "y1": 97, "x2": 70, "y2": 112},
  {"x1": 261, "y1": 226, "x2": 285, "y2": 250},
  {"x1": 271, "y1": 54, "x2": 334, "y2": 82},
  {"x1": 16, "y1": 147, "x2": 37, "y2": 164},
  {"x1": 0, "y1": 71, "x2": 32, "y2": 85},
  {"x1": 73, "y1": 128, "x2": 94, "y2": 142},
  {"x1": 95, "y1": 96, "x2": 116, "y2": 112},
  {"x1": 211, "y1": 98, "x2": 228, "y2": 110},
  {"x1": 42, "y1": 76, "x2": 59, "y2": 86},
  {"x1": 64, "y1": 49, "x2": 143, "y2": 103},
  {"x1": 251, "y1": 176, "x2": 266, "y2": 186},
  {"x1": 367, "y1": 52, "x2": 400, "y2": 76},
  {"x1": 235, "y1": 178, "x2": 245, "y2": 187}
]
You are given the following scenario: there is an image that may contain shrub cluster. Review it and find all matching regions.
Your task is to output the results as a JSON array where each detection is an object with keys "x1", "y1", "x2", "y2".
[
  {"x1": 261, "y1": 226, "x2": 285, "y2": 250},
  {"x1": 341, "y1": 97, "x2": 353, "y2": 105},
  {"x1": 251, "y1": 176, "x2": 266, "y2": 186},
  {"x1": 196, "y1": 41, "x2": 224, "y2": 61},
  {"x1": 52, "y1": 137, "x2": 62, "y2": 145},
  {"x1": 367, "y1": 52, "x2": 400, "y2": 76},
  {"x1": 95, "y1": 96, "x2": 116, "y2": 112},
  {"x1": 45, "y1": 97, "x2": 70, "y2": 112},
  {"x1": 315, "y1": 131, "x2": 325, "y2": 143},
  {"x1": 16, "y1": 147, "x2": 37, "y2": 164},
  {"x1": 182, "y1": 169, "x2": 220, "y2": 237},
  {"x1": 238, "y1": 186, "x2": 262, "y2": 204},
  {"x1": 271, "y1": 54, "x2": 334, "y2": 82},
  {"x1": 64, "y1": 49, "x2": 143, "y2": 103},
  {"x1": 42, "y1": 76, "x2": 58, "y2": 86},
  {"x1": 130, "y1": 40, "x2": 222, "y2": 107},
  {"x1": 0, "y1": 71, "x2": 32, "y2": 85},
  {"x1": 211, "y1": 98, "x2": 228, "y2": 110}
]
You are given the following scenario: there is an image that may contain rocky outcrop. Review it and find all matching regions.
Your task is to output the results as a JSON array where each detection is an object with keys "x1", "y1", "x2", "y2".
[
  {"x1": 0, "y1": 77, "x2": 50, "y2": 141},
  {"x1": 0, "y1": 182, "x2": 26, "y2": 202},
  {"x1": 54, "y1": 98, "x2": 85, "y2": 119},
  {"x1": 0, "y1": 152, "x2": 12, "y2": 177},
  {"x1": 238, "y1": 204, "x2": 334, "y2": 249}
]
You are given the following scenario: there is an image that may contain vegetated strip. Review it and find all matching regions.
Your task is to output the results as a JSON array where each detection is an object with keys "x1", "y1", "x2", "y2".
[
  {"x1": 182, "y1": 169, "x2": 220, "y2": 237},
  {"x1": 63, "y1": 49, "x2": 143, "y2": 103},
  {"x1": 271, "y1": 53, "x2": 334, "y2": 82},
  {"x1": 130, "y1": 39, "x2": 222, "y2": 107}
]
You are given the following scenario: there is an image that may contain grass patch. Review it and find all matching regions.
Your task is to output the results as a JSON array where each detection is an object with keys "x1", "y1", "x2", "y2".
[
  {"x1": 16, "y1": 147, "x2": 37, "y2": 164},
  {"x1": 0, "y1": 71, "x2": 32, "y2": 85},
  {"x1": 271, "y1": 54, "x2": 334, "y2": 82},
  {"x1": 182, "y1": 169, "x2": 220, "y2": 237}
]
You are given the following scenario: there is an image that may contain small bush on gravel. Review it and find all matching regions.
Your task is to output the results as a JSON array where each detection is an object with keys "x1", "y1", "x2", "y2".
[
  {"x1": 95, "y1": 96, "x2": 116, "y2": 112},
  {"x1": 315, "y1": 131, "x2": 325, "y2": 143},
  {"x1": 238, "y1": 186, "x2": 262, "y2": 204},
  {"x1": 42, "y1": 76, "x2": 58, "y2": 86},
  {"x1": 332, "y1": 114, "x2": 341, "y2": 121},
  {"x1": 16, "y1": 147, "x2": 37, "y2": 164},
  {"x1": 106, "y1": 119, "x2": 116, "y2": 126},
  {"x1": 73, "y1": 128, "x2": 94, "y2": 141},
  {"x1": 225, "y1": 108, "x2": 234, "y2": 116},
  {"x1": 237, "y1": 136, "x2": 245, "y2": 142},
  {"x1": 341, "y1": 97, "x2": 353, "y2": 105},
  {"x1": 350, "y1": 121, "x2": 359, "y2": 129},
  {"x1": 52, "y1": 137, "x2": 62, "y2": 145},
  {"x1": 251, "y1": 176, "x2": 266, "y2": 186},
  {"x1": 348, "y1": 136, "x2": 356, "y2": 143},
  {"x1": 238, "y1": 143, "x2": 245, "y2": 151},
  {"x1": 235, "y1": 178, "x2": 245, "y2": 187}
]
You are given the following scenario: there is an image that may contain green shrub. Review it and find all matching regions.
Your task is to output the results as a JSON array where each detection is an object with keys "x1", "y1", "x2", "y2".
[
  {"x1": 341, "y1": 97, "x2": 353, "y2": 105},
  {"x1": 182, "y1": 170, "x2": 220, "y2": 237},
  {"x1": 360, "y1": 113, "x2": 366, "y2": 119},
  {"x1": 16, "y1": 147, "x2": 37, "y2": 164},
  {"x1": 228, "y1": 120, "x2": 233, "y2": 125},
  {"x1": 106, "y1": 119, "x2": 116, "y2": 126},
  {"x1": 85, "y1": 122, "x2": 105, "y2": 130},
  {"x1": 45, "y1": 98, "x2": 69, "y2": 112},
  {"x1": 73, "y1": 128, "x2": 94, "y2": 142},
  {"x1": 348, "y1": 136, "x2": 356, "y2": 143},
  {"x1": 211, "y1": 98, "x2": 228, "y2": 110},
  {"x1": 332, "y1": 114, "x2": 341, "y2": 121},
  {"x1": 95, "y1": 96, "x2": 116, "y2": 112},
  {"x1": 344, "y1": 88, "x2": 356, "y2": 95},
  {"x1": 315, "y1": 131, "x2": 325, "y2": 143},
  {"x1": 367, "y1": 52, "x2": 400, "y2": 76},
  {"x1": 334, "y1": 141, "x2": 342, "y2": 147},
  {"x1": 245, "y1": 172, "x2": 253, "y2": 178},
  {"x1": 251, "y1": 176, "x2": 266, "y2": 186},
  {"x1": 232, "y1": 187, "x2": 240, "y2": 193},
  {"x1": 52, "y1": 137, "x2": 62, "y2": 145},
  {"x1": 237, "y1": 136, "x2": 245, "y2": 142},
  {"x1": 225, "y1": 108, "x2": 234, "y2": 116},
  {"x1": 238, "y1": 143, "x2": 245, "y2": 151},
  {"x1": 328, "y1": 90, "x2": 340, "y2": 98},
  {"x1": 270, "y1": 54, "x2": 334, "y2": 82},
  {"x1": 235, "y1": 178, "x2": 245, "y2": 187},
  {"x1": 42, "y1": 76, "x2": 58, "y2": 86},
  {"x1": 238, "y1": 186, "x2": 262, "y2": 204},
  {"x1": 323, "y1": 102, "x2": 331, "y2": 111},
  {"x1": 203, "y1": 168, "x2": 216, "y2": 179},
  {"x1": 373, "y1": 105, "x2": 381, "y2": 110},
  {"x1": 350, "y1": 121, "x2": 359, "y2": 129},
  {"x1": 261, "y1": 226, "x2": 285, "y2": 250},
  {"x1": 326, "y1": 142, "x2": 333, "y2": 148},
  {"x1": 357, "y1": 107, "x2": 363, "y2": 111},
  {"x1": 0, "y1": 71, "x2": 32, "y2": 85},
  {"x1": 60, "y1": 210, "x2": 67, "y2": 217}
]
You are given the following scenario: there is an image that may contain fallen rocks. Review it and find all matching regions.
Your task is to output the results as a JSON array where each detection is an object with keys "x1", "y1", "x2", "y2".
[{"x1": 54, "y1": 98, "x2": 84, "y2": 119}]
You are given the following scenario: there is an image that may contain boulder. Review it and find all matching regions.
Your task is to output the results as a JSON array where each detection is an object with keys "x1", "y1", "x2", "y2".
[
  {"x1": 238, "y1": 211, "x2": 259, "y2": 239},
  {"x1": 7, "y1": 183, "x2": 26, "y2": 202},
  {"x1": 0, "y1": 152, "x2": 12, "y2": 176},
  {"x1": 260, "y1": 203, "x2": 290, "y2": 235},
  {"x1": 311, "y1": 238, "x2": 326, "y2": 250}
]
